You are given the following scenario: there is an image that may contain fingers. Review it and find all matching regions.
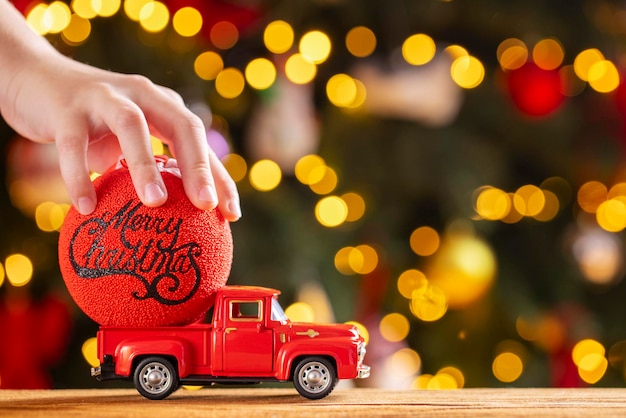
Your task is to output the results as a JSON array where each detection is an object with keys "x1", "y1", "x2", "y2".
[
  {"x1": 55, "y1": 123, "x2": 97, "y2": 215},
  {"x1": 132, "y1": 84, "x2": 242, "y2": 221},
  {"x1": 96, "y1": 95, "x2": 167, "y2": 208}
]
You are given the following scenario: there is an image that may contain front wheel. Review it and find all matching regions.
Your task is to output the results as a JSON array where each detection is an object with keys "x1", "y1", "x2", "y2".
[
  {"x1": 133, "y1": 357, "x2": 179, "y2": 400},
  {"x1": 292, "y1": 357, "x2": 337, "y2": 400}
]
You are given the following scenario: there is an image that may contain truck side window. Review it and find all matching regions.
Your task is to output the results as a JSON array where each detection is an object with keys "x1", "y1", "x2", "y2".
[{"x1": 230, "y1": 300, "x2": 262, "y2": 321}]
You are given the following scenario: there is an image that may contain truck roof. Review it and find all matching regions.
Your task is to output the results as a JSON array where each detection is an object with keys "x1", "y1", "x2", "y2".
[{"x1": 218, "y1": 285, "x2": 281, "y2": 298}]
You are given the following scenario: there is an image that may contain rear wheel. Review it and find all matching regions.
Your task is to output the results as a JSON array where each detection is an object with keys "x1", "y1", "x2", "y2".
[
  {"x1": 134, "y1": 357, "x2": 179, "y2": 400},
  {"x1": 292, "y1": 357, "x2": 337, "y2": 400}
]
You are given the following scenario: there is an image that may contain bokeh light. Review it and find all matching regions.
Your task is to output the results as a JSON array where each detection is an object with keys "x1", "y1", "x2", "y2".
[
  {"x1": 124, "y1": 0, "x2": 151, "y2": 21},
  {"x1": 71, "y1": 0, "x2": 98, "y2": 19},
  {"x1": 346, "y1": 26, "x2": 376, "y2": 58},
  {"x1": 249, "y1": 159, "x2": 282, "y2": 191},
  {"x1": 475, "y1": 186, "x2": 511, "y2": 220},
  {"x1": 309, "y1": 166, "x2": 338, "y2": 195},
  {"x1": 222, "y1": 153, "x2": 247, "y2": 182},
  {"x1": 451, "y1": 56, "x2": 485, "y2": 89},
  {"x1": 139, "y1": 1, "x2": 169, "y2": 33},
  {"x1": 299, "y1": 30, "x2": 332, "y2": 64},
  {"x1": 295, "y1": 154, "x2": 326, "y2": 185},
  {"x1": 341, "y1": 192, "x2": 366, "y2": 222},
  {"x1": 285, "y1": 53, "x2": 317, "y2": 84},
  {"x1": 379, "y1": 313, "x2": 410, "y2": 342},
  {"x1": 497, "y1": 38, "x2": 528, "y2": 70},
  {"x1": 574, "y1": 48, "x2": 605, "y2": 82},
  {"x1": 194, "y1": 51, "x2": 224, "y2": 81},
  {"x1": 578, "y1": 181, "x2": 607, "y2": 213},
  {"x1": 62, "y1": 14, "x2": 91, "y2": 45},
  {"x1": 285, "y1": 302, "x2": 315, "y2": 322},
  {"x1": 410, "y1": 226, "x2": 440, "y2": 256},
  {"x1": 210, "y1": 21, "x2": 239, "y2": 49},
  {"x1": 588, "y1": 60, "x2": 619, "y2": 93},
  {"x1": 572, "y1": 339, "x2": 608, "y2": 384},
  {"x1": 5, "y1": 254, "x2": 33, "y2": 287},
  {"x1": 397, "y1": 269, "x2": 427, "y2": 299},
  {"x1": 533, "y1": 38, "x2": 564, "y2": 71},
  {"x1": 82, "y1": 337, "x2": 99, "y2": 367},
  {"x1": 513, "y1": 184, "x2": 545, "y2": 217},
  {"x1": 315, "y1": 196, "x2": 348, "y2": 227},
  {"x1": 35, "y1": 201, "x2": 69, "y2": 232},
  {"x1": 264, "y1": 20, "x2": 294, "y2": 54},
  {"x1": 492, "y1": 352, "x2": 524, "y2": 383},
  {"x1": 386, "y1": 348, "x2": 422, "y2": 377},
  {"x1": 245, "y1": 58, "x2": 277, "y2": 90},
  {"x1": 172, "y1": 6, "x2": 203, "y2": 37},
  {"x1": 402, "y1": 33, "x2": 436, "y2": 65},
  {"x1": 215, "y1": 67, "x2": 245, "y2": 99},
  {"x1": 326, "y1": 73, "x2": 359, "y2": 107},
  {"x1": 410, "y1": 284, "x2": 448, "y2": 322}
]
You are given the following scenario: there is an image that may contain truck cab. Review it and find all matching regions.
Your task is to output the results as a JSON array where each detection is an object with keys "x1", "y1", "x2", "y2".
[{"x1": 92, "y1": 286, "x2": 370, "y2": 400}]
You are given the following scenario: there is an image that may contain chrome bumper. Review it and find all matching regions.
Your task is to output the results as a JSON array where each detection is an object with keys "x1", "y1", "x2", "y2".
[{"x1": 357, "y1": 364, "x2": 371, "y2": 379}]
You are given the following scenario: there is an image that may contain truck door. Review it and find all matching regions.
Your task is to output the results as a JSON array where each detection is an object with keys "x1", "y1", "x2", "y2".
[{"x1": 222, "y1": 299, "x2": 273, "y2": 374}]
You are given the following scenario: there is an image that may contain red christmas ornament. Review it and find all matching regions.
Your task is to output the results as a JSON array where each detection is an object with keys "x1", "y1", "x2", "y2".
[
  {"x1": 506, "y1": 62, "x2": 566, "y2": 117},
  {"x1": 58, "y1": 157, "x2": 233, "y2": 327}
]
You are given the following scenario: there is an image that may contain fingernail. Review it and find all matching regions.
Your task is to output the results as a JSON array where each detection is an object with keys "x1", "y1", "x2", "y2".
[
  {"x1": 199, "y1": 184, "x2": 218, "y2": 207},
  {"x1": 77, "y1": 197, "x2": 96, "y2": 215},
  {"x1": 228, "y1": 199, "x2": 242, "y2": 220},
  {"x1": 144, "y1": 182, "x2": 165, "y2": 204}
]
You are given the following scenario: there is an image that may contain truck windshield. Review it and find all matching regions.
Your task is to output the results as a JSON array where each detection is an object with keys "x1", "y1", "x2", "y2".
[{"x1": 271, "y1": 298, "x2": 289, "y2": 323}]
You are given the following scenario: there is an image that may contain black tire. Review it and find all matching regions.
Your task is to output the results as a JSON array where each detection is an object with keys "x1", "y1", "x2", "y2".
[
  {"x1": 133, "y1": 357, "x2": 179, "y2": 400},
  {"x1": 292, "y1": 357, "x2": 337, "y2": 400}
]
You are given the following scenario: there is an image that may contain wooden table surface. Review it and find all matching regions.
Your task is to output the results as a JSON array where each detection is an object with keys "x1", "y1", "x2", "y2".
[{"x1": 2, "y1": 387, "x2": 626, "y2": 417}]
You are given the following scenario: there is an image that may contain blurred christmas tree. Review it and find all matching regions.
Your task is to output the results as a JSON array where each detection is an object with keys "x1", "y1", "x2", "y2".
[{"x1": 4, "y1": 0, "x2": 626, "y2": 389}]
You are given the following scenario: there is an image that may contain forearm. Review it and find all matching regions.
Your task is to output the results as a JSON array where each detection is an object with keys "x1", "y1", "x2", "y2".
[{"x1": 0, "y1": 0, "x2": 61, "y2": 102}]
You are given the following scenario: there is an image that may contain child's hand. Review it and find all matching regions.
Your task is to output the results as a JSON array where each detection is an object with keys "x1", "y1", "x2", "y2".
[{"x1": 0, "y1": 0, "x2": 241, "y2": 221}]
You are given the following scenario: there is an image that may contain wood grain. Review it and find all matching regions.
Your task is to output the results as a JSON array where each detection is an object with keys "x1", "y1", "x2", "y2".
[{"x1": 2, "y1": 387, "x2": 626, "y2": 417}]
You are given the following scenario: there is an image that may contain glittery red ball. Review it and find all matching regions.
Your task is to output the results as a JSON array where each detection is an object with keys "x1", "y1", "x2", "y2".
[{"x1": 58, "y1": 159, "x2": 232, "y2": 327}]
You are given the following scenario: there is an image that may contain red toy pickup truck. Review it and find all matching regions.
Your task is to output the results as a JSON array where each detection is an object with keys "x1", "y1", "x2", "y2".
[{"x1": 91, "y1": 285, "x2": 370, "y2": 400}]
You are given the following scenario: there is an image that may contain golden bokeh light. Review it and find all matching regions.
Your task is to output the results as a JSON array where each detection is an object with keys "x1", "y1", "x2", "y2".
[
  {"x1": 245, "y1": 58, "x2": 277, "y2": 90},
  {"x1": 596, "y1": 199, "x2": 626, "y2": 232},
  {"x1": 5, "y1": 254, "x2": 33, "y2": 287},
  {"x1": 349, "y1": 244, "x2": 379, "y2": 275},
  {"x1": 533, "y1": 38, "x2": 564, "y2": 71},
  {"x1": 309, "y1": 166, "x2": 338, "y2": 195},
  {"x1": 397, "y1": 269, "x2": 428, "y2": 299},
  {"x1": 497, "y1": 38, "x2": 528, "y2": 70},
  {"x1": 572, "y1": 339, "x2": 608, "y2": 384},
  {"x1": 386, "y1": 348, "x2": 422, "y2": 377},
  {"x1": 315, "y1": 196, "x2": 348, "y2": 227},
  {"x1": 0, "y1": 263, "x2": 4, "y2": 288},
  {"x1": 402, "y1": 33, "x2": 436, "y2": 66},
  {"x1": 96, "y1": 0, "x2": 121, "y2": 17},
  {"x1": 410, "y1": 284, "x2": 448, "y2": 322},
  {"x1": 285, "y1": 302, "x2": 315, "y2": 322},
  {"x1": 475, "y1": 186, "x2": 511, "y2": 221},
  {"x1": 215, "y1": 67, "x2": 245, "y2": 99},
  {"x1": 264, "y1": 20, "x2": 294, "y2": 54},
  {"x1": 492, "y1": 352, "x2": 524, "y2": 383},
  {"x1": 451, "y1": 56, "x2": 485, "y2": 89},
  {"x1": 295, "y1": 154, "x2": 326, "y2": 185},
  {"x1": 82, "y1": 337, "x2": 99, "y2": 367},
  {"x1": 62, "y1": 14, "x2": 91, "y2": 45},
  {"x1": 588, "y1": 60, "x2": 620, "y2": 93},
  {"x1": 335, "y1": 246, "x2": 355, "y2": 275},
  {"x1": 249, "y1": 159, "x2": 282, "y2": 191},
  {"x1": 578, "y1": 180, "x2": 607, "y2": 213},
  {"x1": 35, "y1": 201, "x2": 69, "y2": 232},
  {"x1": 284, "y1": 53, "x2": 317, "y2": 84},
  {"x1": 425, "y1": 234, "x2": 496, "y2": 309},
  {"x1": 444, "y1": 44, "x2": 469, "y2": 59},
  {"x1": 346, "y1": 26, "x2": 377, "y2": 58},
  {"x1": 139, "y1": 1, "x2": 169, "y2": 33},
  {"x1": 222, "y1": 153, "x2": 247, "y2": 182},
  {"x1": 172, "y1": 6, "x2": 203, "y2": 37},
  {"x1": 513, "y1": 184, "x2": 545, "y2": 217},
  {"x1": 438, "y1": 366, "x2": 465, "y2": 388},
  {"x1": 194, "y1": 51, "x2": 224, "y2": 81},
  {"x1": 210, "y1": 21, "x2": 239, "y2": 49},
  {"x1": 299, "y1": 30, "x2": 332, "y2": 64},
  {"x1": 326, "y1": 73, "x2": 358, "y2": 108},
  {"x1": 342, "y1": 192, "x2": 365, "y2": 222},
  {"x1": 379, "y1": 313, "x2": 410, "y2": 342},
  {"x1": 124, "y1": 0, "x2": 152, "y2": 21},
  {"x1": 410, "y1": 226, "x2": 440, "y2": 256},
  {"x1": 71, "y1": 0, "x2": 98, "y2": 19},
  {"x1": 533, "y1": 190, "x2": 560, "y2": 222},
  {"x1": 574, "y1": 48, "x2": 605, "y2": 82}
]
